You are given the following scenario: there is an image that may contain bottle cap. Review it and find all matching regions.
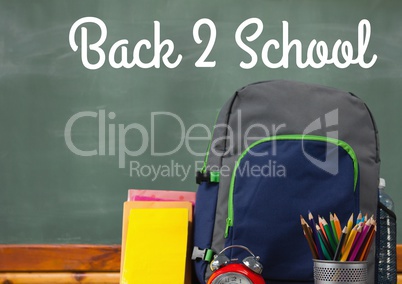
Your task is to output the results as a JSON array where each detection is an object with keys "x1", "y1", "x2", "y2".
[{"x1": 379, "y1": 178, "x2": 386, "y2": 189}]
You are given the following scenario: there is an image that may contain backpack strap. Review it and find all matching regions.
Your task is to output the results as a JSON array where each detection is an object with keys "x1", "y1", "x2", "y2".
[
  {"x1": 196, "y1": 170, "x2": 220, "y2": 184},
  {"x1": 191, "y1": 246, "x2": 215, "y2": 262}
]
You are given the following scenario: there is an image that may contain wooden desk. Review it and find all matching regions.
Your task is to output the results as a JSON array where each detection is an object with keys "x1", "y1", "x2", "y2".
[
  {"x1": 0, "y1": 244, "x2": 401, "y2": 283},
  {"x1": 0, "y1": 245, "x2": 120, "y2": 284}
]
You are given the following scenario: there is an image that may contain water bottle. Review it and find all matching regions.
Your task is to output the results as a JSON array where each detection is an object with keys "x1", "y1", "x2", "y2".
[{"x1": 377, "y1": 178, "x2": 397, "y2": 284}]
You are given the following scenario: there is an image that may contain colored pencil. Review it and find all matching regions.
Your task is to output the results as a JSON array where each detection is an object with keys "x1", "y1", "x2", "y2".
[
  {"x1": 321, "y1": 217, "x2": 337, "y2": 253},
  {"x1": 347, "y1": 213, "x2": 354, "y2": 231},
  {"x1": 330, "y1": 213, "x2": 339, "y2": 243},
  {"x1": 316, "y1": 225, "x2": 333, "y2": 260},
  {"x1": 356, "y1": 212, "x2": 363, "y2": 224},
  {"x1": 308, "y1": 211, "x2": 325, "y2": 259},
  {"x1": 300, "y1": 215, "x2": 319, "y2": 259},
  {"x1": 318, "y1": 223, "x2": 334, "y2": 257},
  {"x1": 361, "y1": 224, "x2": 377, "y2": 261},
  {"x1": 348, "y1": 220, "x2": 372, "y2": 261},
  {"x1": 333, "y1": 213, "x2": 342, "y2": 240},
  {"x1": 300, "y1": 212, "x2": 376, "y2": 262},
  {"x1": 343, "y1": 213, "x2": 354, "y2": 253},
  {"x1": 364, "y1": 213, "x2": 368, "y2": 223},
  {"x1": 333, "y1": 226, "x2": 348, "y2": 260},
  {"x1": 318, "y1": 216, "x2": 328, "y2": 242},
  {"x1": 347, "y1": 223, "x2": 363, "y2": 260},
  {"x1": 340, "y1": 225, "x2": 358, "y2": 261}
]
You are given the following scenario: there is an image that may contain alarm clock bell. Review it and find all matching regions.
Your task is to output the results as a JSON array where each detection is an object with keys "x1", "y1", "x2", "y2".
[{"x1": 207, "y1": 245, "x2": 265, "y2": 284}]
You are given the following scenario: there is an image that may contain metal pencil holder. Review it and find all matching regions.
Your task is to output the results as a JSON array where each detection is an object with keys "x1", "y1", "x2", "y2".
[{"x1": 313, "y1": 260, "x2": 367, "y2": 284}]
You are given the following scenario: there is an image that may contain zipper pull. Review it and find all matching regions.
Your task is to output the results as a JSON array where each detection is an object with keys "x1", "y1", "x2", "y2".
[{"x1": 225, "y1": 217, "x2": 232, "y2": 238}]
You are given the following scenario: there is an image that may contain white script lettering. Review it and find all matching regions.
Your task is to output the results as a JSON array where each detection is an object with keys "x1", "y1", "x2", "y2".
[
  {"x1": 69, "y1": 17, "x2": 182, "y2": 70},
  {"x1": 235, "y1": 18, "x2": 377, "y2": 69}
]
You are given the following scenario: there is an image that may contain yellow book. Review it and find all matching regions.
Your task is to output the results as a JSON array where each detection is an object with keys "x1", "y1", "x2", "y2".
[
  {"x1": 120, "y1": 201, "x2": 193, "y2": 276},
  {"x1": 121, "y1": 208, "x2": 189, "y2": 284}
]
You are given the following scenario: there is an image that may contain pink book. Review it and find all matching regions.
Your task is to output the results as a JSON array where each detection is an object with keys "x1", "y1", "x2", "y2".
[{"x1": 128, "y1": 189, "x2": 196, "y2": 205}]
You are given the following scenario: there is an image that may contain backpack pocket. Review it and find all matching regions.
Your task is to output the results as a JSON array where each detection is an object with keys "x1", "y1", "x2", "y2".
[
  {"x1": 193, "y1": 179, "x2": 220, "y2": 283},
  {"x1": 224, "y1": 135, "x2": 359, "y2": 282}
]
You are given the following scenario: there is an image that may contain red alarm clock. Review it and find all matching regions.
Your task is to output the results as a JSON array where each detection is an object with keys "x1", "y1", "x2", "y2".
[{"x1": 207, "y1": 245, "x2": 265, "y2": 284}]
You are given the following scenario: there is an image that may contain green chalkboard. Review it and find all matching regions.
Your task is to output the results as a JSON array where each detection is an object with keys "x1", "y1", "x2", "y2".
[{"x1": 1, "y1": 0, "x2": 402, "y2": 244}]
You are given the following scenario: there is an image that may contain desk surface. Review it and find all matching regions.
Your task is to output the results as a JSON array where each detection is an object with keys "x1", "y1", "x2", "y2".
[{"x1": 0, "y1": 244, "x2": 401, "y2": 283}]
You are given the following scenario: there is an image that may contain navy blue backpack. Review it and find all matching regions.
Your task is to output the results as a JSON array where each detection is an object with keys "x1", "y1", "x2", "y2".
[{"x1": 192, "y1": 80, "x2": 380, "y2": 283}]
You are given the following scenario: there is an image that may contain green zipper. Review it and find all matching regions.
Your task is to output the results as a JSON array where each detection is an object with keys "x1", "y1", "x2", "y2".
[{"x1": 224, "y1": 134, "x2": 359, "y2": 238}]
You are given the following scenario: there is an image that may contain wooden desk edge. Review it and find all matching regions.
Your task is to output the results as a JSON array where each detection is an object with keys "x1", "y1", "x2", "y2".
[
  {"x1": 0, "y1": 244, "x2": 121, "y2": 272},
  {"x1": 0, "y1": 272, "x2": 120, "y2": 284},
  {"x1": 0, "y1": 244, "x2": 401, "y2": 283}
]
